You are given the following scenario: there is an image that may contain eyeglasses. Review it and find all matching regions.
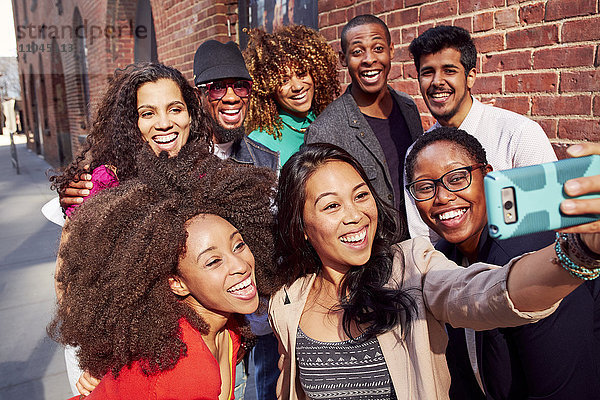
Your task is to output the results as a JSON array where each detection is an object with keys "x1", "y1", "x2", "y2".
[
  {"x1": 197, "y1": 80, "x2": 252, "y2": 101},
  {"x1": 406, "y1": 163, "x2": 485, "y2": 201}
]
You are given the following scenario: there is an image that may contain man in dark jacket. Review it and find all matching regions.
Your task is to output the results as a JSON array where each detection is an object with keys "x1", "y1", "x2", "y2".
[{"x1": 306, "y1": 14, "x2": 423, "y2": 222}]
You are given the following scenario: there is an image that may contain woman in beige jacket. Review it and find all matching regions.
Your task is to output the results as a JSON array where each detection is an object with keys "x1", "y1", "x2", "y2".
[{"x1": 268, "y1": 142, "x2": 600, "y2": 400}]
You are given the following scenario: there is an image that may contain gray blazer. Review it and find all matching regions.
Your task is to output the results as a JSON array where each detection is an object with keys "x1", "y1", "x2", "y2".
[{"x1": 305, "y1": 85, "x2": 423, "y2": 207}]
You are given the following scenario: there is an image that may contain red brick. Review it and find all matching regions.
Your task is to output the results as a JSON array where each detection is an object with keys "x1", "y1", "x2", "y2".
[
  {"x1": 505, "y1": 72, "x2": 558, "y2": 93},
  {"x1": 495, "y1": 8, "x2": 519, "y2": 29},
  {"x1": 390, "y1": 29, "x2": 402, "y2": 46},
  {"x1": 552, "y1": 142, "x2": 571, "y2": 160},
  {"x1": 414, "y1": 97, "x2": 429, "y2": 113},
  {"x1": 562, "y1": 17, "x2": 600, "y2": 43},
  {"x1": 421, "y1": 0, "x2": 458, "y2": 21},
  {"x1": 595, "y1": 95, "x2": 600, "y2": 116},
  {"x1": 403, "y1": 62, "x2": 418, "y2": 79},
  {"x1": 535, "y1": 118, "x2": 558, "y2": 139},
  {"x1": 473, "y1": 11, "x2": 494, "y2": 32},
  {"x1": 459, "y1": 0, "x2": 503, "y2": 13},
  {"x1": 389, "y1": 8, "x2": 419, "y2": 28},
  {"x1": 561, "y1": 70, "x2": 600, "y2": 93},
  {"x1": 453, "y1": 16, "x2": 472, "y2": 32},
  {"x1": 319, "y1": 13, "x2": 329, "y2": 28},
  {"x1": 532, "y1": 95, "x2": 591, "y2": 116},
  {"x1": 473, "y1": 33, "x2": 504, "y2": 53},
  {"x1": 395, "y1": 44, "x2": 413, "y2": 62},
  {"x1": 418, "y1": 23, "x2": 435, "y2": 36},
  {"x1": 482, "y1": 50, "x2": 532, "y2": 73},
  {"x1": 558, "y1": 119, "x2": 600, "y2": 141},
  {"x1": 520, "y1": 2, "x2": 545, "y2": 24},
  {"x1": 345, "y1": 7, "x2": 356, "y2": 22},
  {"x1": 401, "y1": 27, "x2": 418, "y2": 44},
  {"x1": 406, "y1": 0, "x2": 430, "y2": 7},
  {"x1": 381, "y1": 0, "x2": 405, "y2": 13},
  {"x1": 389, "y1": 63, "x2": 403, "y2": 80},
  {"x1": 355, "y1": 2, "x2": 372, "y2": 16},
  {"x1": 390, "y1": 80, "x2": 420, "y2": 96},
  {"x1": 471, "y1": 75, "x2": 502, "y2": 94},
  {"x1": 320, "y1": 26, "x2": 337, "y2": 42},
  {"x1": 596, "y1": 45, "x2": 600, "y2": 68},
  {"x1": 545, "y1": 0, "x2": 595, "y2": 21},
  {"x1": 421, "y1": 115, "x2": 437, "y2": 131},
  {"x1": 493, "y1": 96, "x2": 531, "y2": 115},
  {"x1": 533, "y1": 46, "x2": 595, "y2": 69},
  {"x1": 329, "y1": 9, "x2": 348, "y2": 25},
  {"x1": 319, "y1": 0, "x2": 355, "y2": 12},
  {"x1": 506, "y1": 25, "x2": 558, "y2": 49},
  {"x1": 373, "y1": 0, "x2": 385, "y2": 14}
]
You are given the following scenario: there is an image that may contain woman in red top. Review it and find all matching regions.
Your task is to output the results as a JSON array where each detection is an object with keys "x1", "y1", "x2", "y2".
[{"x1": 49, "y1": 147, "x2": 276, "y2": 399}]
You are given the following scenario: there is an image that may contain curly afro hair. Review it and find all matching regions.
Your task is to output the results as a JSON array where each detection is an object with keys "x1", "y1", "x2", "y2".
[
  {"x1": 48, "y1": 142, "x2": 276, "y2": 378},
  {"x1": 50, "y1": 62, "x2": 213, "y2": 195},
  {"x1": 243, "y1": 25, "x2": 340, "y2": 138}
]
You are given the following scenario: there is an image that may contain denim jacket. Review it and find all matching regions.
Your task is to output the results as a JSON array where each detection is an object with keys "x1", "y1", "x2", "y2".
[{"x1": 230, "y1": 136, "x2": 279, "y2": 171}]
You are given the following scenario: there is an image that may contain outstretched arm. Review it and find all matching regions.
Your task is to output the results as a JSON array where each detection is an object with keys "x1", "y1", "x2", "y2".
[{"x1": 507, "y1": 142, "x2": 600, "y2": 311}]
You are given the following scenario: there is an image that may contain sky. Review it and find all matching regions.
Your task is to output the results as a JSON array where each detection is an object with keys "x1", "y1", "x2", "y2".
[{"x1": 0, "y1": 0, "x2": 17, "y2": 57}]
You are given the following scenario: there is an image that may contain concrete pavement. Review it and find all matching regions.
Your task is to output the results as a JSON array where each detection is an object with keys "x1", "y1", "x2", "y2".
[{"x1": 0, "y1": 134, "x2": 72, "y2": 399}]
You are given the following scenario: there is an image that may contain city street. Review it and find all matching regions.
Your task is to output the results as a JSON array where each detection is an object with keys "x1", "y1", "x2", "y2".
[{"x1": 0, "y1": 134, "x2": 72, "y2": 399}]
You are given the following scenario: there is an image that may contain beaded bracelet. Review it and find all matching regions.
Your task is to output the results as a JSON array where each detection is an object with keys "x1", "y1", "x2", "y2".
[{"x1": 554, "y1": 233, "x2": 600, "y2": 280}]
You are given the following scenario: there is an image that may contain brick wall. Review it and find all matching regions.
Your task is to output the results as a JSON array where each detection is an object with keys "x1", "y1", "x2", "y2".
[
  {"x1": 151, "y1": 0, "x2": 239, "y2": 79},
  {"x1": 317, "y1": 0, "x2": 600, "y2": 150},
  {"x1": 14, "y1": 0, "x2": 599, "y2": 166}
]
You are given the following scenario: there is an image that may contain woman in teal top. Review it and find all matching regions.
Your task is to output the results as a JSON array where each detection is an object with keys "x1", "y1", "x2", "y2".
[{"x1": 244, "y1": 25, "x2": 340, "y2": 166}]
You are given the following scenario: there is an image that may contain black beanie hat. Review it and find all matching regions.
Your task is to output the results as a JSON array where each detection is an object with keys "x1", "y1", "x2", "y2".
[{"x1": 193, "y1": 40, "x2": 252, "y2": 87}]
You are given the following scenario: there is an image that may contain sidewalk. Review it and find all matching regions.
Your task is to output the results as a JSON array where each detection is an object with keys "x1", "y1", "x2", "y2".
[{"x1": 0, "y1": 134, "x2": 72, "y2": 399}]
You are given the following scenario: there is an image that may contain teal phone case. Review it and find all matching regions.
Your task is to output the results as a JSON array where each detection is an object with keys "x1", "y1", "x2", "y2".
[{"x1": 484, "y1": 155, "x2": 600, "y2": 239}]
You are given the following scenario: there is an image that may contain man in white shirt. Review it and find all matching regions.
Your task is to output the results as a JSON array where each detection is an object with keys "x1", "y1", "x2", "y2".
[{"x1": 405, "y1": 25, "x2": 557, "y2": 240}]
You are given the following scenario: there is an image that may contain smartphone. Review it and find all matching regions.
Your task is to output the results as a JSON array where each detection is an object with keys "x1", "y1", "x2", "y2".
[{"x1": 484, "y1": 155, "x2": 600, "y2": 239}]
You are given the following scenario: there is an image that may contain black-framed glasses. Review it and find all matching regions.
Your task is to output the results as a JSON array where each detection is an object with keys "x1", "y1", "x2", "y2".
[
  {"x1": 406, "y1": 163, "x2": 485, "y2": 201},
  {"x1": 197, "y1": 79, "x2": 252, "y2": 101}
]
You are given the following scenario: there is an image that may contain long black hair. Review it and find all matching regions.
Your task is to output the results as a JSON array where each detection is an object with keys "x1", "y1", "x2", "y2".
[
  {"x1": 50, "y1": 62, "x2": 212, "y2": 194},
  {"x1": 273, "y1": 143, "x2": 416, "y2": 340}
]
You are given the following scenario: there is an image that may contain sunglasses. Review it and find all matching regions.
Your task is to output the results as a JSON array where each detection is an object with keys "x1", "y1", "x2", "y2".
[{"x1": 197, "y1": 80, "x2": 252, "y2": 101}]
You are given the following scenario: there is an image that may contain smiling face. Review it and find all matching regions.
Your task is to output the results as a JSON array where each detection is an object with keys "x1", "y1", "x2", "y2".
[
  {"x1": 172, "y1": 214, "x2": 259, "y2": 324},
  {"x1": 412, "y1": 141, "x2": 490, "y2": 253},
  {"x1": 418, "y1": 47, "x2": 476, "y2": 127},
  {"x1": 275, "y1": 67, "x2": 315, "y2": 118},
  {"x1": 137, "y1": 79, "x2": 191, "y2": 157},
  {"x1": 201, "y1": 78, "x2": 249, "y2": 144},
  {"x1": 302, "y1": 161, "x2": 378, "y2": 275},
  {"x1": 341, "y1": 23, "x2": 394, "y2": 100}
]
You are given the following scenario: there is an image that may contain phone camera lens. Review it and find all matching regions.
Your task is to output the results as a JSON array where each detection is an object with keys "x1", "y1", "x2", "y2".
[
  {"x1": 504, "y1": 201, "x2": 513, "y2": 210},
  {"x1": 490, "y1": 225, "x2": 499, "y2": 234}
]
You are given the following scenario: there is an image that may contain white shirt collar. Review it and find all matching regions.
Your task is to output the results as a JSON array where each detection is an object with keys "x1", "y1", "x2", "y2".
[{"x1": 212, "y1": 141, "x2": 233, "y2": 160}]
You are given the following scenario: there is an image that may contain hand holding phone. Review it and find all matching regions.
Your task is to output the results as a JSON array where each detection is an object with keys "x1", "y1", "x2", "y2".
[{"x1": 484, "y1": 155, "x2": 600, "y2": 239}]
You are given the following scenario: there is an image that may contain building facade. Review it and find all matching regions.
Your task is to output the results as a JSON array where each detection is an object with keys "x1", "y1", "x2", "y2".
[{"x1": 12, "y1": 0, "x2": 600, "y2": 167}]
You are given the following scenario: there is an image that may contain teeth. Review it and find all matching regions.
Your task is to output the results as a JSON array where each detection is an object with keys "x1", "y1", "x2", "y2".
[
  {"x1": 340, "y1": 228, "x2": 367, "y2": 243},
  {"x1": 431, "y1": 92, "x2": 451, "y2": 99},
  {"x1": 362, "y1": 71, "x2": 379, "y2": 77},
  {"x1": 291, "y1": 92, "x2": 306, "y2": 100},
  {"x1": 153, "y1": 133, "x2": 177, "y2": 143},
  {"x1": 221, "y1": 109, "x2": 240, "y2": 115},
  {"x1": 227, "y1": 277, "x2": 251, "y2": 292},
  {"x1": 438, "y1": 208, "x2": 467, "y2": 221}
]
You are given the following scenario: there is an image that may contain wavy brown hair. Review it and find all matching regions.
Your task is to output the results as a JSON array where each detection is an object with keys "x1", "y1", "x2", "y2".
[
  {"x1": 48, "y1": 142, "x2": 276, "y2": 378},
  {"x1": 50, "y1": 63, "x2": 212, "y2": 195},
  {"x1": 243, "y1": 25, "x2": 340, "y2": 138}
]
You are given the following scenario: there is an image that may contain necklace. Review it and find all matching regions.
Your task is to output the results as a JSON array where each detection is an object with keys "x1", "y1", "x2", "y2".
[{"x1": 281, "y1": 120, "x2": 307, "y2": 133}]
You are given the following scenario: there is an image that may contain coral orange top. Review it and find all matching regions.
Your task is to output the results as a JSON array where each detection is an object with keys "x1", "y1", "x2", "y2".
[{"x1": 68, "y1": 318, "x2": 240, "y2": 400}]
